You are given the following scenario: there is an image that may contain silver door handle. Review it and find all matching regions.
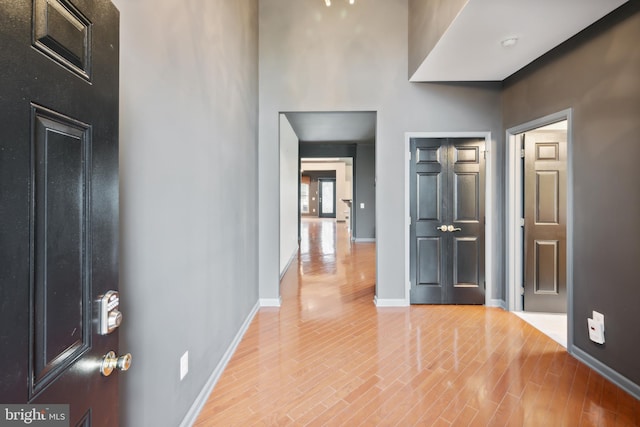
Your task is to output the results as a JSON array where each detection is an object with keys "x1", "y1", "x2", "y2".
[
  {"x1": 436, "y1": 225, "x2": 448, "y2": 232},
  {"x1": 447, "y1": 225, "x2": 462, "y2": 232}
]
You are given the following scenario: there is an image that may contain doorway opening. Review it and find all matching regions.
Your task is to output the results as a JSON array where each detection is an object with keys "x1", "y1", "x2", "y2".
[
  {"x1": 506, "y1": 109, "x2": 573, "y2": 349},
  {"x1": 279, "y1": 111, "x2": 377, "y2": 296}
]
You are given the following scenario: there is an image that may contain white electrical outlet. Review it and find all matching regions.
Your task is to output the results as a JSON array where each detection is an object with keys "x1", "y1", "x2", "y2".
[
  {"x1": 360, "y1": 203, "x2": 365, "y2": 209},
  {"x1": 588, "y1": 318, "x2": 605, "y2": 344},
  {"x1": 180, "y1": 351, "x2": 189, "y2": 380},
  {"x1": 592, "y1": 310, "x2": 604, "y2": 326}
]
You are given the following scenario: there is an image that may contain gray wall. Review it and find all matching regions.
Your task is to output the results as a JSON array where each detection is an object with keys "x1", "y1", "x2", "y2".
[
  {"x1": 259, "y1": 0, "x2": 502, "y2": 302},
  {"x1": 408, "y1": 0, "x2": 467, "y2": 78},
  {"x1": 113, "y1": 0, "x2": 259, "y2": 425},
  {"x1": 354, "y1": 144, "x2": 376, "y2": 240},
  {"x1": 502, "y1": 2, "x2": 640, "y2": 387}
]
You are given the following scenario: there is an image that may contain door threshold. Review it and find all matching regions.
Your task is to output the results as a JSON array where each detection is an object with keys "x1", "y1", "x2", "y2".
[{"x1": 513, "y1": 311, "x2": 567, "y2": 348}]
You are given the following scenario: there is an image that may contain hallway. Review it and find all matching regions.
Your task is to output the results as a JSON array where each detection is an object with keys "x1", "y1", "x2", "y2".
[{"x1": 195, "y1": 218, "x2": 639, "y2": 426}]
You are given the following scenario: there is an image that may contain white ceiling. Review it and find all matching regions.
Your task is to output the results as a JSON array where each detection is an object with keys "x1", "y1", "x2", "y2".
[
  {"x1": 285, "y1": 111, "x2": 376, "y2": 143},
  {"x1": 410, "y1": 0, "x2": 628, "y2": 82}
]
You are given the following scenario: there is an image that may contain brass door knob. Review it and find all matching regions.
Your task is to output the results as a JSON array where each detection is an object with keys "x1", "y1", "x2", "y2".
[{"x1": 101, "y1": 351, "x2": 132, "y2": 376}]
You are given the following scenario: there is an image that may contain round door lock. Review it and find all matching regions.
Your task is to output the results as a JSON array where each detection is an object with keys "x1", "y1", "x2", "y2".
[
  {"x1": 101, "y1": 351, "x2": 133, "y2": 377},
  {"x1": 108, "y1": 310, "x2": 123, "y2": 330}
]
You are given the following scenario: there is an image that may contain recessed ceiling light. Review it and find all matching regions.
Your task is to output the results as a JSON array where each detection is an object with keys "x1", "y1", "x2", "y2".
[{"x1": 501, "y1": 37, "x2": 518, "y2": 48}]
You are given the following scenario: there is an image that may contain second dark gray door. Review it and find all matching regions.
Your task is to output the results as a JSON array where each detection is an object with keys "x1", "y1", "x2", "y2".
[
  {"x1": 410, "y1": 138, "x2": 485, "y2": 304},
  {"x1": 523, "y1": 129, "x2": 567, "y2": 313}
]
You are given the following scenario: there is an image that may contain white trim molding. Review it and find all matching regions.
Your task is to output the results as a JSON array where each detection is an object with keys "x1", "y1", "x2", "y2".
[
  {"x1": 374, "y1": 297, "x2": 409, "y2": 307},
  {"x1": 179, "y1": 301, "x2": 260, "y2": 427},
  {"x1": 487, "y1": 299, "x2": 507, "y2": 309},
  {"x1": 260, "y1": 297, "x2": 282, "y2": 307},
  {"x1": 404, "y1": 131, "x2": 494, "y2": 306},
  {"x1": 354, "y1": 238, "x2": 376, "y2": 243}
]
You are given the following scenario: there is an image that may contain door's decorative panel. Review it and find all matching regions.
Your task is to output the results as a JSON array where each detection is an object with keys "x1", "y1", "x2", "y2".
[
  {"x1": 454, "y1": 146, "x2": 479, "y2": 164},
  {"x1": 33, "y1": 0, "x2": 92, "y2": 81},
  {"x1": 453, "y1": 237, "x2": 479, "y2": 287},
  {"x1": 417, "y1": 173, "x2": 440, "y2": 221},
  {"x1": 536, "y1": 143, "x2": 559, "y2": 161},
  {"x1": 30, "y1": 105, "x2": 91, "y2": 396},
  {"x1": 416, "y1": 147, "x2": 440, "y2": 164},
  {"x1": 535, "y1": 171, "x2": 559, "y2": 224},
  {"x1": 417, "y1": 237, "x2": 441, "y2": 286},
  {"x1": 76, "y1": 410, "x2": 91, "y2": 427},
  {"x1": 534, "y1": 240, "x2": 559, "y2": 294},
  {"x1": 454, "y1": 172, "x2": 479, "y2": 222}
]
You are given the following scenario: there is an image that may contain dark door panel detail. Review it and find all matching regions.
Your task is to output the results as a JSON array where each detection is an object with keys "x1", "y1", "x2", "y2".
[
  {"x1": 33, "y1": 0, "x2": 92, "y2": 80},
  {"x1": 453, "y1": 237, "x2": 480, "y2": 287},
  {"x1": 30, "y1": 106, "x2": 92, "y2": 396}
]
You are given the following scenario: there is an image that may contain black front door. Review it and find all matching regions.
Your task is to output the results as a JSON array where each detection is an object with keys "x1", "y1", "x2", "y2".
[
  {"x1": 0, "y1": 0, "x2": 122, "y2": 425},
  {"x1": 410, "y1": 138, "x2": 485, "y2": 304},
  {"x1": 318, "y1": 178, "x2": 336, "y2": 218}
]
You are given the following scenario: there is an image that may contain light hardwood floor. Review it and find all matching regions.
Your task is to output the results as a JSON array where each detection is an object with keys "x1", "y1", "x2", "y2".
[{"x1": 195, "y1": 218, "x2": 639, "y2": 426}]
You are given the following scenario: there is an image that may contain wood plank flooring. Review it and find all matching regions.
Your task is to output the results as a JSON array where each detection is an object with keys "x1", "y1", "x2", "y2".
[{"x1": 195, "y1": 218, "x2": 640, "y2": 426}]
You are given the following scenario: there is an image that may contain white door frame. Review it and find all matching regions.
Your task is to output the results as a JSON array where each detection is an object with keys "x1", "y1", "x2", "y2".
[
  {"x1": 505, "y1": 109, "x2": 574, "y2": 348},
  {"x1": 404, "y1": 131, "x2": 495, "y2": 306}
]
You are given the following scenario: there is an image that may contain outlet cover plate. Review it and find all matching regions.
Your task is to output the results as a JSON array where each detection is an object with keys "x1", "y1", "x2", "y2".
[
  {"x1": 592, "y1": 310, "x2": 604, "y2": 325},
  {"x1": 180, "y1": 351, "x2": 189, "y2": 380}
]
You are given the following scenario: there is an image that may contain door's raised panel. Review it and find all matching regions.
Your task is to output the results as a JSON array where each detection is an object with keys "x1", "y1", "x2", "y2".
[
  {"x1": 417, "y1": 173, "x2": 440, "y2": 221},
  {"x1": 416, "y1": 147, "x2": 440, "y2": 164},
  {"x1": 454, "y1": 146, "x2": 479, "y2": 164},
  {"x1": 417, "y1": 237, "x2": 441, "y2": 286},
  {"x1": 536, "y1": 143, "x2": 559, "y2": 161},
  {"x1": 33, "y1": 0, "x2": 92, "y2": 80},
  {"x1": 30, "y1": 105, "x2": 91, "y2": 396},
  {"x1": 534, "y1": 240, "x2": 559, "y2": 295},
  {"x1": 454, "y1": 172, "x2": 479, "y2": 222},
  {"x1": 453, "y1": 237, "x2": 479, "y2": 287},
  {"x1": 535, "y1": 171, "x2": 559, "y2": 224}
]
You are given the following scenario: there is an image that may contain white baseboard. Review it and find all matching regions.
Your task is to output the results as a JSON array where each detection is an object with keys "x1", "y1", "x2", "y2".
[
  {"x1": 280, "y1": 248, "x2": 298, "y2": 279},
  {"x1": 179, "y1": 301, "x2": 260, "y2": 427},
  {"x1": 487, "y1": 299, "x2": 507, "y2": 309},
  {"x1": 260, "y1": 297, "x2": 281, "y2": 307},
  {"x1": 571, "y1": 346, "x2": 640, "y2": 401},
  {"x1": 354, "y1": 237, "x2": 376, "y2": 243},
  {"x1": 374, "y1": 297, "x2": 409, "y2": 307}
]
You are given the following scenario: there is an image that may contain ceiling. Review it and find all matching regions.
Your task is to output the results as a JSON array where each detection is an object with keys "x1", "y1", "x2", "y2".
[
  {"x1": 285, "y1": 0, "x2": 626, "y2": 143},
  {"x1": 411, "y1": 0, "x2": 628, "y2": 82},
  {"x1": 285, "y1": 112, "x2": 376, "y2": 144}
]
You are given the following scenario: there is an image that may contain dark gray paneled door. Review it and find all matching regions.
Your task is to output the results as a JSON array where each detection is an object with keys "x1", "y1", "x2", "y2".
[
  {"x1": 410, "y1": 138, "x2": 485, "y2": 304},
  {"x1": 0, "y1": 0, "x2": 121, "y2": 425},
  {"x1": 524, "y1": 130, "x2": 567, "y2": 313}
]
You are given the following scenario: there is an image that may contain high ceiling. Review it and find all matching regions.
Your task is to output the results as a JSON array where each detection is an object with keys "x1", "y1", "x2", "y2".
[
  {"x1": 411, "y1": 0, "x2": 628, "y2": 81},
  {"x1": 285, "y1": 0, "x2": 627, "y2": 143}
]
